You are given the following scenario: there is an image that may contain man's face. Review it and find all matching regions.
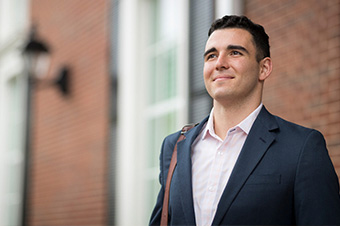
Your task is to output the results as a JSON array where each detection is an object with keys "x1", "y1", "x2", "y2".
[{"x1": 203, "y1": 28, "x2": 267, "y2": 105}]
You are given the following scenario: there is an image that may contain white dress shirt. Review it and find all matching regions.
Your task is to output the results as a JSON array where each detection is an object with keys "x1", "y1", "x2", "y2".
[{"x1": 191, "y1": 104, "x2": 263, "y2": 226}]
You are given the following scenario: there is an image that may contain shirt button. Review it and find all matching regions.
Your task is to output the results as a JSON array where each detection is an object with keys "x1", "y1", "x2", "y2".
[
  {"x1": 208, "y1": 186, "x2": 214, "y2": 191},
  {"x1": 217, "y1": 151, "x2": 223, "y2": 156}
]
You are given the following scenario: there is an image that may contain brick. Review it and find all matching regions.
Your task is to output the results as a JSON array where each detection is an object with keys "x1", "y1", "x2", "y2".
[
  {"x1": 27, "y1": 0, "x2": 110, "y2": 225},
  {"x1": 246, "y1": 0, "x2": 340, "y2": 178}
]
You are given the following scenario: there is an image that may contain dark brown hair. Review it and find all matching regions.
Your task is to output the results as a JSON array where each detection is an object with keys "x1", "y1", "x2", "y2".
[{"x1": 209, "y1": 15, "x2": 270, "y2": 62}]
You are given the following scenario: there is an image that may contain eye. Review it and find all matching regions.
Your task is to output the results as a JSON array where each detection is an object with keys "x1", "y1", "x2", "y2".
[
  {"x1": 206, "y1": 53, "x2": 217, "y2": 60},
  {"x1": 230, "y1": 51, "x2": 242, "y2": 56}
]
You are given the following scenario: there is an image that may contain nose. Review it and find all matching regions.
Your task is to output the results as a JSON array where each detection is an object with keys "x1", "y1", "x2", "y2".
[{"x1": 215, "y1": 53, "x2": 229, "y2": 70}]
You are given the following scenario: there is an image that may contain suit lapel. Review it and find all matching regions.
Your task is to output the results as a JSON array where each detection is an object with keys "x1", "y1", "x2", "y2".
[
  {"x1": 212, "y1": 107, "x2": 279, "y2": 225},
  {"x1": 176, "y1": 118, "x2": 207, "y2": 226}
]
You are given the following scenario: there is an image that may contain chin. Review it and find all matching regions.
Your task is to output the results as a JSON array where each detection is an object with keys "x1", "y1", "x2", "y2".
[{"x1": 212, "y1": 93, "x2": 235, "y2": 102}]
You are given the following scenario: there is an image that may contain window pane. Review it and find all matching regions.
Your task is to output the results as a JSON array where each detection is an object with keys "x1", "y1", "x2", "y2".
[
  {"x1": 149, "y1": 0, "x2": 179, "y2": 44},
  {"x1": 148, "y1": 47, "x2": 177, "y2": 104},
  {"x1": 149, "y1": 0, "x2": 160, "y2": 44},
  {"x1": 147, "y1": 111, "x2": 177, "y2": 168},
  {"x1": 166, "y1": 47, "x2": 177, "y2": 99},
  {"x1": 147, "y1": 177, "x2": 161, "y2": 219}
]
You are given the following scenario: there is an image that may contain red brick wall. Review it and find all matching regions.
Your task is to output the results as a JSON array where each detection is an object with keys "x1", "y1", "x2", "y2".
[
  {"x1": 245, "y1": 0, "x2": 340, "y2": 176},
  {"x1": 27, "y1": 1, "x2": 110, "y2": 225}
]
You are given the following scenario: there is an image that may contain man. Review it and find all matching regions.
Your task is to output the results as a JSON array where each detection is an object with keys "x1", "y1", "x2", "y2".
[{"x1": 149, "y1": 15, "x2": 340, "y2": 225}]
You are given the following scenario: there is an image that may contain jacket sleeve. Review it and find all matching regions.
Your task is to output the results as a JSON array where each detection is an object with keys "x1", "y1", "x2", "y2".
[
  {"x1": 149, "y1": 132, "x2": 180, "y2": 226},
  {"x1": 294, "y1": 130, "x2": 340, "y2": 225}
]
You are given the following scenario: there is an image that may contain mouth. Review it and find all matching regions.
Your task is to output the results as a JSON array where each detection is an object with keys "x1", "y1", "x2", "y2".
[{"x1": 213, "y1": 76, "x2": 235, "y2": 81}]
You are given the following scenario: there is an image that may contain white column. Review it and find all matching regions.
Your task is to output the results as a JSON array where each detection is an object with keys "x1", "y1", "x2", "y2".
[
  {"x1": 215, "y1": 0, "x2": 244, "y2": 19},
  {"x1": 116, "y1": 0, "x2": 143, "y2": 225},
  {"x1": 0, "y1": 46, "x2": 27, "y2": 226}
]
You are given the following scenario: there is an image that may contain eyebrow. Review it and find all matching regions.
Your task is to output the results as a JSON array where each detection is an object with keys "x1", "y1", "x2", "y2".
[
  {"x1": 228, "y1": 45, "x2": 249, "y2": 54},
  {"x1": 203, "y1": 47, "x2": 217, "y2": 58},
  {"x1": 203, "y1": 45, "x2": 250, "y2": 58}
]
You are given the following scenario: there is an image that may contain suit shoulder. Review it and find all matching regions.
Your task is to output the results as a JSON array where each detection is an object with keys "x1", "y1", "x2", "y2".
[
  {"x1": 159, "y1": 130, "x2": 182, "y2": 162},
  {"x1": 161, "y1": 122, "x2": 201, "y2": 153},
  {"x1": 258, "y1": 107, "x2": 320, "y2": 138},
  {"x1": 162, "y1": 130, "x2": 182, "y2": 150},
  {"x1": 265, "y1": 114, "x2": 328, "y2": 148},
  {"x1": 273, "y1": 114, "x2": 319, "y2": 135}
]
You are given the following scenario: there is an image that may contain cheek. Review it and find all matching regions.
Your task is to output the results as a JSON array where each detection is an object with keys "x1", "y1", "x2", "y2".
[
  {"x1": 237, "y1": 62, "x2": 260, "y2": 79},
  {"x1": 203, "y1": 63, "x2": 213, "y2": 79},
  {"x1": 233, "y1": 60, "x2": 248, "y2": 71}
]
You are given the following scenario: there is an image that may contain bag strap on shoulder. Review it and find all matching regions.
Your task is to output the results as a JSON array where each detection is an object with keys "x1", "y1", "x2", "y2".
[{"x1": 160, "y1": 123, "x2": 197, "y2": 226}]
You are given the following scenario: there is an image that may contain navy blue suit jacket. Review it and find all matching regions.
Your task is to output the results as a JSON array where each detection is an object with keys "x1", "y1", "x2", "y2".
[{"x1": 149, "y1": 107, "x2": 340, "y2": 225}]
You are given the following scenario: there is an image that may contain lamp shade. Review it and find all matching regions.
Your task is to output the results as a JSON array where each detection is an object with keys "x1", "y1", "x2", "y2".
[{"x1": 23, "y1": 30, "x2": 51, "y2": 78}]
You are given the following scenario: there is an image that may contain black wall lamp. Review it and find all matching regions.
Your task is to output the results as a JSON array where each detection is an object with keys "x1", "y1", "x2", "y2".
[
  {"x1": 22, "y1": 28, "x2": 70, "y2": 96},
  {"x1": 21, "y1": 27, "x2": 71, "y2": 226}
]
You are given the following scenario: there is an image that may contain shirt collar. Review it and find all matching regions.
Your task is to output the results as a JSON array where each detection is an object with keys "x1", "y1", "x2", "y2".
[{"x1": 202, "y1": 103, "x2": 263, "y2": 140}]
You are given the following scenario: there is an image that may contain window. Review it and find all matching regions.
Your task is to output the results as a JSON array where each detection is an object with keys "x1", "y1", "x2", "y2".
[{"x1": 144, "y1": 0, "x2": 188, "y2": 220}]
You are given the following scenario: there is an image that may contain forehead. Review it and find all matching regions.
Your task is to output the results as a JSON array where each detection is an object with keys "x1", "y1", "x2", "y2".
[{"x1": 205, "y1": 28, "x2": 255, "y2": 51}]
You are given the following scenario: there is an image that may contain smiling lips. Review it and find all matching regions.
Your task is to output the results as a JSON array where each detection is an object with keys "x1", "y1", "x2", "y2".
[{"x1": 213, "y1": 75, "x2": 235, "y2": 81}]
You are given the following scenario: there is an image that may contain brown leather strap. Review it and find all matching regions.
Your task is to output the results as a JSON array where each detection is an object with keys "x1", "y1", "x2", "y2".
[{"x1": 160, "y1": 124, "x2": 196, "y2": 226}]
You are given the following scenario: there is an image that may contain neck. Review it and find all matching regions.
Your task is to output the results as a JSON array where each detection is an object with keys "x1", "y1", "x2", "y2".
[{"x1": 212, "y1": 99, "x2": 261, "y2": 140}]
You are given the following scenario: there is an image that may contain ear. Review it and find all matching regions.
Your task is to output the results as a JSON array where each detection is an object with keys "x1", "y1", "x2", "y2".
[{"x1": 259, "y1": 57, "x2": 272, "y2": 81}]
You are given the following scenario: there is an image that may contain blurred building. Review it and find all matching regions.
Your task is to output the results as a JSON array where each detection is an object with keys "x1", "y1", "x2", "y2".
[{"x1": 0, "y1": 0, "x2": 339, "y2": 225}]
